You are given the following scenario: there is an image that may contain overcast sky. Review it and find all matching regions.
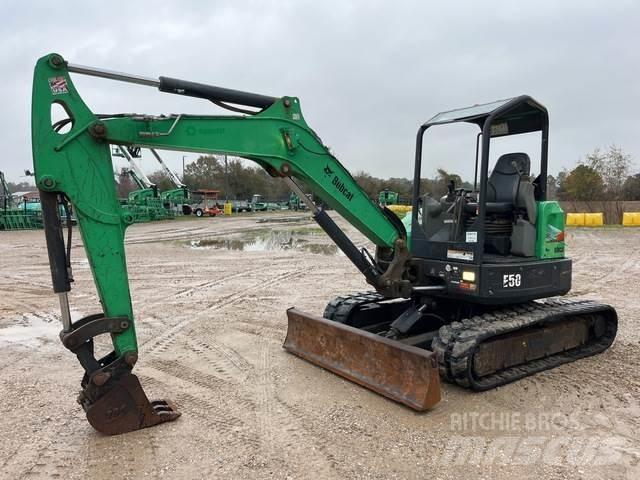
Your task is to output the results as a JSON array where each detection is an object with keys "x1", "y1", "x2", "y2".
[{"x1": 3, "y1": 0, "x2": 639, "y2": 185}]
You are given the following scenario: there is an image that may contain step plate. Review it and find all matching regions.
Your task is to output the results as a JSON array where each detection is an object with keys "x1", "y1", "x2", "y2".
[{"x1": 284, "y1": 308, "x2": 441, "y2": 411}]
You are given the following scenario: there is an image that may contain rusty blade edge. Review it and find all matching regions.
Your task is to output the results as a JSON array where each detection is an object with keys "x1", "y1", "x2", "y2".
[{"x1": 283, "y1": 307, "x2": 441, "y2": 411}]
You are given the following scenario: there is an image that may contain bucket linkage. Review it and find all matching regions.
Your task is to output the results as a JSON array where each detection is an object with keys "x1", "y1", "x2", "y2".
[{"x1": 60, "y1": 313, "x2": 180, "y2": 435}]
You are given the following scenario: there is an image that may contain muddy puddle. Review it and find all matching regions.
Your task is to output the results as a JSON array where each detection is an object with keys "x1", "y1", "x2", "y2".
[
  {"x1": 188, "y1": 228, "x2": 340, "y2": 255},
  {"x1": 0, "y1": 314, "x2": 60, "y2": 347}
]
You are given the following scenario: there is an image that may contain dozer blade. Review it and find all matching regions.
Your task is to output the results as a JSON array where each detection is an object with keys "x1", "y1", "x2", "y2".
[
  {"x1": 85, "y1": 373, "x2": 180, "y2": 435},
  {"x1": 284, "y1": 308, "x2": 441, "y2": 411}
]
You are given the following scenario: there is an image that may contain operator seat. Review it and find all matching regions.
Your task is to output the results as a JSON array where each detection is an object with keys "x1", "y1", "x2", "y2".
[
  {"x1": 485, "y1": 152, "x2": 537, "y2": 222},
  {"x1": 460, "y1": 152, "x2": 539, "y2": 257}
]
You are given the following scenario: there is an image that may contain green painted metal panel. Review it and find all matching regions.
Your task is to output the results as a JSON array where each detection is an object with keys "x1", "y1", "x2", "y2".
[{"x1": 32, "y1": 53, "x2": 403, "y2": 358}]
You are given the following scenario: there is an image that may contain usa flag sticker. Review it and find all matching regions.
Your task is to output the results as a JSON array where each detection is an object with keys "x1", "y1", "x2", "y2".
[{"x1": 48, "y1": 76, "x2": 68, "y2": 95}]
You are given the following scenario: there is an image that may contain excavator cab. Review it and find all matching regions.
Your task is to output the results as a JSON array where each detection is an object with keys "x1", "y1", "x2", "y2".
[
  {"x1": 328, "y1": 96, "x2": 616, "y2": 394},
  {"x1": 409, "y1": 96, "x2": 571, "y2": 304}
]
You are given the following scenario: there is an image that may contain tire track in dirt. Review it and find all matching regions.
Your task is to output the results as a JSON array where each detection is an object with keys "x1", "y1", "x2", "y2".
[
  {"x1": 141, "y1": 267, "x2": 305, "y2": 354},
  {"x1": 184, "y1": 336, "x2": 253, "y2": 378},
  {"x1": 140, "y1": 364, "x2": 261, "y2": 452},
  {"x1": 143, "y1": 334, "x2": 338, "y2": 476},
  {"x1": 201, "y1": 268, "x2": 305, "y2": 310},
  {"x1": 587, "y1": 250, "x2": 639, "y2": 288},
  {"x1": 510, "y1": 343, "x2": 640, "y2": 444},
  {"x1": 0, "y1": 403, "x2": 85, "y2": 479},
  {"x1": 250, "y1": 338, "x2": 340, "y2": 478},
  {"x1": 85, "y1": 430, "x2": 160, "y2": 479},
  {"x1": 568, "y1": 236, "x2": 640, "y2": 297},
  {"x1": 148, "y1": 359, "x2": 258, "y2": 413},
  {"x1": 170, "y1": 263, "x2": 274, "y2": 299},
  {"x1": 230, "y1": 321, "x2": 285, "y2": 342},
  {"x1": 256, "y1": 340, "x2": 275, "y2": 451},
  {"x1": 1, "y1": 273, "x2": 54, "y2": 290},
  {"x1": 125, "y1": 225, "x2": 212, "y2": 244}
]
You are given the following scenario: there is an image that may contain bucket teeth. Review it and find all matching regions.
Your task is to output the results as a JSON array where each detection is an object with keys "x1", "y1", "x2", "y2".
[
  {"x1": 284, "y1": 308, "x2": 441, "y2": 411},
  {"x1": 84, "y1": 373, "x2": 180, "y2": 435}
]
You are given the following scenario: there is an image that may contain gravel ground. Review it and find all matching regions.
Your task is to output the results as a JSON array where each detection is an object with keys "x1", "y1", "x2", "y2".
[{"x1": 0, "y1": 213, "x2": 638, "y2": 479}]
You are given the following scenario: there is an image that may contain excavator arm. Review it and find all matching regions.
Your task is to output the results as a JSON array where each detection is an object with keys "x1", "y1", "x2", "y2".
[{"x1": 32, "y1": 54, "x2": 436, "y2": 435}]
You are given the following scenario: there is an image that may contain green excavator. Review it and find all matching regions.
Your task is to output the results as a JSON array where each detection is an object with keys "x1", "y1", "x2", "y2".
[
  {"x1": 32, "y1": 53, "x2": 617, "y2": 435},
  {"x1": 148, "y1": 148, "x2": 193, "y2": 215}
]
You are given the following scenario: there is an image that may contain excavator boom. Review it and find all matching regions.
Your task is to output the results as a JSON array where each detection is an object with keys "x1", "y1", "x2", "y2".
[{"x1": 32, "y1": 53, "x2": 435, "y2": 434}]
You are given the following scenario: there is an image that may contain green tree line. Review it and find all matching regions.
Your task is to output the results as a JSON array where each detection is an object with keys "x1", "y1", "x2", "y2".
[
  {"x1": 353, "y1": 168, "x2": 473, "y2": 203},
  {"x1": 132, "y1": 156, "x2": 292, "y2": 201},
  {"x1": 553, "y1": 145, "x2": 639, "y2": 201},
  {"x1": 112, "y1": 146, "x2": 639, "y2": 203},
  {"x1": 116, "y1": 155, "x2": 472, "y2": 203}
]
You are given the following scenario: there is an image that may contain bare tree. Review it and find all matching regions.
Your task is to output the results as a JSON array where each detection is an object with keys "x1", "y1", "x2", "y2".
[
  {"x1": 578, "y1": 145, "x2": 634, "y2": 222},
  {"x1": 581, "y1": 145, "x2": 632, "y2": 199}
]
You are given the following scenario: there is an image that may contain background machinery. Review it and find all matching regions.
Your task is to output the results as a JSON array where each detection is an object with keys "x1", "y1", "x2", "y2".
[
  {"x1": 249, "y1": 193, "x2": 280, "y2": 211},
  {"x1": 148, "y1": 148, "x2": 192, "y2": 215},
  {"x1": 114, "y1": 146, "x2": 172, "y2": 222},
  {"x1": 378, "y1": 189, "x2": 399, "y2": 206},
  {"x1": 32, "y1": 54, "x2": 617, "y2": 435},
  {"x1": 190, "y1": 189, "x2": 223, "y2": 217},
  {"x1": 1, "y1": 171, "x2": 43, "y2": 230}
]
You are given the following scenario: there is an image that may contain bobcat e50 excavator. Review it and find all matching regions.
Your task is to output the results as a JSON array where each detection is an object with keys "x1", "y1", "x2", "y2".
[{"x1": 32, "y1": 53, "x2": 617, "y2": 435}]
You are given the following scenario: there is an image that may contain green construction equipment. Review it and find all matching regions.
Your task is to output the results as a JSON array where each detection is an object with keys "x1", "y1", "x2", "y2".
[
  {"x1": 113, "y1": 146, "x2": 173, "y2": 222},
  {"x1": 378, "y1": 189, "x2": 399, "y2": 206},
  {"x1": 32, "y1": 54, "x2": 617, "y2": 435},
  {"x1": 0, "y1": 171, "x2": 43, "y2": 230},
  {"x1": 249, "y1": 193, "x2": 279, "y2": 211},
  {"x1": 148, "y1": 148, "x2": 192, "y2": 215},
  {"x1": 288, "y1": 192, "x2": 308, "y2": 210}
]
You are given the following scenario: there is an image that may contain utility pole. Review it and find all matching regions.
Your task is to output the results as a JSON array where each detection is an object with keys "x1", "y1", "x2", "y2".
[{"x1": 182, "y1": 155, "x2": 187, "y2": 181}]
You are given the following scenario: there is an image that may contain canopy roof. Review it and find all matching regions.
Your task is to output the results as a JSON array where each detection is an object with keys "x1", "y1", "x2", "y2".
[{"x1": 424, "y1": 95, "x2": 547, "y2": 137}]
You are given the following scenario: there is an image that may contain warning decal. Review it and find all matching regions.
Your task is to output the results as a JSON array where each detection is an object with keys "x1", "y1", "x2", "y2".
[{"x1": 48, "y1": 76, "x2": 68, "y2": 95}]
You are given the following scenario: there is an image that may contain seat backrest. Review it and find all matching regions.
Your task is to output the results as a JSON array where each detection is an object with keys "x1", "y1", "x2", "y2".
[
  {"x1": 486, "y1": 152, "x2": 531, "y2": 203},
  {"x1": 486, "y1": 152, "x2": 536, "y2": 221}
]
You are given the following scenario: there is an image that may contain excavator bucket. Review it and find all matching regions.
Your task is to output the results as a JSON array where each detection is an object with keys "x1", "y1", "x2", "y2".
[
  {"x1": 284, "y1": 308, "x2": 441, "y2": 411},
  {"x1": 84, "y1": 373, "x2": 181, "y2": 435}
]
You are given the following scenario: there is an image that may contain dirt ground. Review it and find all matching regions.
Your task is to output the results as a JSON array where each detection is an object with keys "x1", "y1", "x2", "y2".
[{"x1": 0, "y1": 213, "x2": 638, "y2": 479}]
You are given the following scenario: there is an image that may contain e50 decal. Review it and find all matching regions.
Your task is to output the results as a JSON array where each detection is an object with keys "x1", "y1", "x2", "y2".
[{"x1": 503, "y1": 273, "x2": 522, "y2": 288}]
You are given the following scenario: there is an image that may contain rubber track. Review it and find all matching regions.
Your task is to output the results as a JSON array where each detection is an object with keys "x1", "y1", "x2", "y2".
[
  {"x1": 431, "y1": 298, "x2": 618, "y2": 391},
  {"x1": 323, "y1": 291, "x2": 385, "y2": 324}
]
